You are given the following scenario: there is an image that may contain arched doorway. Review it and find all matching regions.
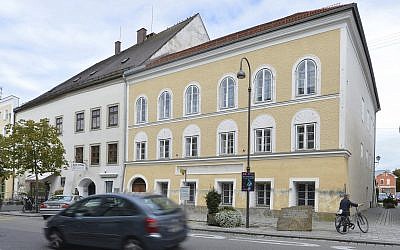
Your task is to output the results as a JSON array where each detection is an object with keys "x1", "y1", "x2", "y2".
[
  {"x1": 78, "y1": 178, "x2": 96, "y2": 197},
  {"x1": 132, "y1": 178, "x2": 146, "y2": 192}
]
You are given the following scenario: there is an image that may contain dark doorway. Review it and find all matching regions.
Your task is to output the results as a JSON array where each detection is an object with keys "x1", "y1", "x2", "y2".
[
  {"x1": 132, "y1": 178, "x2": 146, "y2": 192},
  {"x1": 88, "y1": 181, "x2": 96, "y2": 196}
]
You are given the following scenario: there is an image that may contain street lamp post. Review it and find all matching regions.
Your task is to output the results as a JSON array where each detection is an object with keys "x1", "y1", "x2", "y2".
[{"x1": 237, "y1": 57, "x2": 251, "y2": 228}]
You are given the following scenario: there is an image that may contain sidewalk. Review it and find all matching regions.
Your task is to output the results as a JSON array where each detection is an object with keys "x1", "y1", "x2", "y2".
[
  {"x1": 2, "y1": 207, "x2": 400, "y2": 246},
  {"x1": 188, "y1": 207, "x2": 400, "y2": 246}
]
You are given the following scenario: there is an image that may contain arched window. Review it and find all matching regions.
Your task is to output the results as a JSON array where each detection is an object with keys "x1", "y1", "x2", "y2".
[
  {"x1": 134, "y1": 131, "x2": 148, "y2": 160},
  {"x1": 216, "y1": 120, "x2": 238, "y2": 156},
  {"x1": 251, "y1": 114, "x2": 276, "y2": 153},
  {"x1": 185, "y1": 85, "x2": 199, "y2": 115},
  {"x1": 295, "y1": 59, "x2": 316, "y2": 96},
  {"x1": 158, "y1": 91, "x2": 171, "y2": 120},
  {"x1": 254, "y1": 68, "x2": 273, "y2": 103},
  {"x1": 291, "y1": 109, "x2": 320, "y2": 151},
  {"x1": 183, "y1": 124, "x2": 201, "y2": 157},
  {"x1": 136, "y1": 96, "x2": 147, "y2": 124},
  {"x1": 219, "y1": 76, "x2": 236, "y2": 109}
]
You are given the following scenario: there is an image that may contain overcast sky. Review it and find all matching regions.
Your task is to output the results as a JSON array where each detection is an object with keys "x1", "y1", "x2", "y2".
[{"x1": 0, "y1": 0, "x2": 398, "y2": 171}]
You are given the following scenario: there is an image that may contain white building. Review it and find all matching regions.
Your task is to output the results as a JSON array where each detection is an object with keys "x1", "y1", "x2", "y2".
[{"x1": 14, "y1": 14, "x2": 209, "y2": 197}]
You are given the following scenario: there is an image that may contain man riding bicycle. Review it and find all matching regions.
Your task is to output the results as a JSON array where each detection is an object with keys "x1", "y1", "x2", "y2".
[{"x1": 338, "y1": 193, "x2": 358, "y2": 232}]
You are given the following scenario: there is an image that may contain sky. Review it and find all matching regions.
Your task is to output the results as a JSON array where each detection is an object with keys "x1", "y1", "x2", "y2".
[{"x1": 0, "y1": 0, "x2": 399, "y2": 171}]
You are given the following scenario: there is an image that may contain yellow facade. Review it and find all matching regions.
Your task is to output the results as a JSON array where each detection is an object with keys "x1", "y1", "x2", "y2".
[{"x1": 125, "y1": 29, "x2": 348, "y2": 213}]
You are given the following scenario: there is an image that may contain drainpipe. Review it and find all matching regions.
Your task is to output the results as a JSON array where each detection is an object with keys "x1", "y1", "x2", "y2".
[{"x1": 121, "y1": 73, "x2": 129, "y2": 193}]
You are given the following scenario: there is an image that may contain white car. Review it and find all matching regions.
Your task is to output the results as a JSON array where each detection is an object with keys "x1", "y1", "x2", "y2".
[{"x1": 39, "y1": 195, "x2": 83, "y2": 219}]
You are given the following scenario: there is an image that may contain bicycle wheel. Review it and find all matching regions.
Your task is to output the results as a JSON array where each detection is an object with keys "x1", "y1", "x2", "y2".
[
  {"x1": 335, "y1": 216, "x2": 349, "y2": 234},
  {"x1": 357, "y1": 214, "x2": 369, "y2": 233}
]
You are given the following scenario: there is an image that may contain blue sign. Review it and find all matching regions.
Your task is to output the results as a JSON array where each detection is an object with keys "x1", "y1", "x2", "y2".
[{"x1": 242, "y1": 172, "x2": 255, "y2": 191}]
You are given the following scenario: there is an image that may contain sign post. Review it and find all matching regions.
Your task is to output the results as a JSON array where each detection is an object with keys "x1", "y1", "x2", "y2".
[{"x1": 242, "y1": 172, "x2": 255, "y2": 191}]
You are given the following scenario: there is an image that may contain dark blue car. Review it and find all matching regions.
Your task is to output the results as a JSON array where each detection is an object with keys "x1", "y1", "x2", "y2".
[{"x1": 44, "y1": 193, "x2": 187, "y2": 250}]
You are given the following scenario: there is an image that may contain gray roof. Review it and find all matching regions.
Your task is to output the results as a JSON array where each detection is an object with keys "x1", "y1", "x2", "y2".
[{"x1": 16, "y1": 14, "x2": 198, "y2": 112}]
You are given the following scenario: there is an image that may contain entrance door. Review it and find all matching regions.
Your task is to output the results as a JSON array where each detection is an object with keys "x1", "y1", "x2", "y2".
[
  {"x1": 132, "y1": 178, "x2": 146, "y2": 192},
  {"x1": 88, "y1": 181, "x2": 96, "y2": 195}
]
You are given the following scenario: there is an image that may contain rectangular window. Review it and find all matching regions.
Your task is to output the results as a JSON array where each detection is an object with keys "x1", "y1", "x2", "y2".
[
  {"x1": 186, "y1": 182, "x2": 196, "y2": 205},
  {"x1": 296, "y1": 123, "x2": 315, "y2": 150},
  {"x1": 255, "y1": 128, "x2": 272, "y2": 153},
  {"x1": 107, "y1": 143, "x2": 118, "y2": 164},
  {"x1": 75, "y1": 112, "x2": 85, "y2": 132},
  {"x1": 60, "y1": 177, "x2": 66, "y2": 187},
  {"x1": 108, "y1": 105, "x2": 118, "y2": 127},
  {"x1": 380, "y1": 179, "x2": 384, "y2": 185},
  {"x1": 297, "y1": 182, "x2": 315, "y2": 208},
  {"x1": 185, "y1": 136, "x2": 198, "y2": 157},
  {"x1": 160, "y1": 182, "x2": 168, "y2": 197},
  {"x1": 221, "y1": 182, "x2": 233, "y2": 205},
  {"x1": 220, "y1": 131, "x2": 235, "y2": 155},
  {"x1": 256, "y1": 182, "x2": 271, "y2": 207},
  {"x1": 136, "y1": 141, "x2": 146, "y2": 160},
  {"x1": 90, "y1": 145, "x2": 100, "y2": 166},
  {"x1": 55, "y1": 117, "x2": 63, "y2": 135},
  {"x1": 75, "y1": 146, "x2": 83, "y2": 163},
  {"x1": 105, "y1": 181, "x2": 113, "y2": 193},
  {"x1": 159, "y1": 139, "x2": 170, "y2": 159},
  {"x1": 91, "y1": 108, "x2": 100, "y2": 130}
]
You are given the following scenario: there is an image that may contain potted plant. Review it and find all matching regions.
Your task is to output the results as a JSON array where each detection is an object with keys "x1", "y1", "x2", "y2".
[
  {"x1": 205, "y1": 188, "x2": 221, "y2": 226},
  {"x1": 383, "y1": 197, "x2": 397, "y2": 209}
]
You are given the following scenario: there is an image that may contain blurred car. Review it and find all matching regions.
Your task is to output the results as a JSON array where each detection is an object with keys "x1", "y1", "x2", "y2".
[
  {"x1": 44, "y1": 193, "x2": 187, "y2": 250},
  {"x1": 377, "y1": 193, "x2": 388, "y2": 202},
  {"x1": 396, "y1": 192, "x2": 400, "y2": 202},
  {"x1": 40, "y1": 195, "x2": 83, "y2": 219}
]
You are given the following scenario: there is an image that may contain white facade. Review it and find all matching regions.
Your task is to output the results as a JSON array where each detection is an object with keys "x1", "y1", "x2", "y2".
[{"x1": 16, "y1": 80, "x2": 126, "y2": 197}]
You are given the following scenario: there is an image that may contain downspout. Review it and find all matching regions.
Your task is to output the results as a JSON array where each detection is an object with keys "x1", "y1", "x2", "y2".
[
  {"x1": 11, "y1": 108, "x2": 16, "y2": 200},
  {"x1": 121, "y1": 73, "x2": 128, "y2": 193},
  {"x1": 372, "y1": 113, "x2": 377, "y2": 207}
]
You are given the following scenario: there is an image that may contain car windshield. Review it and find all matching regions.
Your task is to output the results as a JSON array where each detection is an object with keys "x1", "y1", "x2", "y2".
[
  {"x1": 142, "y1": 196, "x2": 179, "y2": 214},
  {"x1": 48, "y1": 196, "x2": 73, "y2": 202}
]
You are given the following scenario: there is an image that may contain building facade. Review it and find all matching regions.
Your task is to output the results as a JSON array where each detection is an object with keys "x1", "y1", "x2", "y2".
[
  {"x1": 0, "y1": 94, "x2": 19, "y2": 200},
  {"x1": 123, "y1": 4, "x2": 380, "y2": 213},
  {"x1": 376, "y1": 171, "x2": 397, "y2": 195},
  {"x1": 14, "y1": 15, "x2": 209, "y2": 198}
]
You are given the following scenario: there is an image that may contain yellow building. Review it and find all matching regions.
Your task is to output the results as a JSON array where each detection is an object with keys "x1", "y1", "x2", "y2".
[
  {"x1": 0, "y1": 94, "x2": 19, "y2": 200},
  {"x1": 123, "y1": 4, "x2": 380, "y2": 213}
]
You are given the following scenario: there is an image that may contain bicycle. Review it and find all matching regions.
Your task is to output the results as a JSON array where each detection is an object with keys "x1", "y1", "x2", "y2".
[{"x1": 335, "y1": 204, "x2": 369, "y2": 234}]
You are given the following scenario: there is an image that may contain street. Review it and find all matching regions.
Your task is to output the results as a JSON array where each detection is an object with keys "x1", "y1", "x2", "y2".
[{"x1": 0, "y1": 215, "x2": 398, "y2": 250}]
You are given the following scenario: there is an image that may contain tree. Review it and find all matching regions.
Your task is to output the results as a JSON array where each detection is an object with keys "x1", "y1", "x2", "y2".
[
  {"x1": 0, "y1": 135, "x2": 13, "y2": 180},
  {"x1": 392, "y1": 169, "x2": 400, "y2": 192},
  {"x1": 8, "y1": 119, "x2": 67, "y2": 212}
]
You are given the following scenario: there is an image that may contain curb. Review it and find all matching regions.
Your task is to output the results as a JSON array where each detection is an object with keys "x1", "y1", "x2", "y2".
[
  {"x1": 0, "y1": 212, "x2": 41, "y2": 217},
  {"x1": 189, "y1": 225, "x2": 400, "y2": 246}
]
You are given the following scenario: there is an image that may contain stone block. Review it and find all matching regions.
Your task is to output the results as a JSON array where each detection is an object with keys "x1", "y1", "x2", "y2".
[{"x1": 277, "y1": 206, "x2": 313, "y2": 231}]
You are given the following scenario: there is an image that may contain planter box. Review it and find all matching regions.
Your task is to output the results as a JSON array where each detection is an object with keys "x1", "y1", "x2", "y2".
[{"x1": 207, "y1": 213, "x2": 218, "y2": 226}]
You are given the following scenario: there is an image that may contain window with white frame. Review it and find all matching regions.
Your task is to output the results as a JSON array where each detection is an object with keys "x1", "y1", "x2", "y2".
[
  {"x1": 91, "y1": 108, "x2": 101, "y2": 130},
  {"x1": 254, "y1": 127, "x2": 272, "y2": 153},
  {"x1": 75, "y1": 146, "x2": 83, "y2": 163},
  {"x1": 107, "y1": 143, "x2": 118, "y2": 164},
  {"x1": 295, "y1": 123, "x2": 315, "y2": 150},
  {"x1": 75, "y1": 112, "x2": 85, "y2": 132},
  {"x1": 108, "y1": 105, "x2": 118, "y2": 127},
  {"x1": 219, "y1": 131, "x2": 235, "y2": 155},
  {"x1": 185, "y1": 136, "x2": 198, "y2": 157},
  {"x1": 136, "y1": 141, "x2": 146, "y2": 160},
  {"x1": 256, "y1": 182, "x2": 271, "y2": 207},
  {"x1": 295, "y1": 59, "x2": 316, "y2": 96},
  {"x1": 297, "y1": 182, "x2": 315, "y2": 207},
  {"x1": 55, "y1": 116, "x2": 63, "y2": 135},
  {"x1": 160, "y1": 182, "x2": 168, "y2": 197},
  {"x1": 158, "y1": 91, "x2": 171, "y2": 120},
  {"x1": 186, "y1": 182, "x2": 196, "y2": 205},
  {"x1": 219, "y1": 76, "x2": 236, "y2": 109},
  {"x1": 254, "y1": 68, "x2": 273, "y2": 103},
  {"x1": 221, "y1": 182, "x2": 233, "y2": 205},
  {"x1": 136, "y1": 97, "x2": 147, "y2": 123},
  {"x1": 185, "y1": 85, "x2": 199, "y2": 115},
  {"x1": 159, "y1": 138, "x2": 170, "y2": 159}
]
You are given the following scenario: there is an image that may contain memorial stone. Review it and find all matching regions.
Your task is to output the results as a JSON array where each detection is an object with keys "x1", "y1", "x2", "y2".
[{"x1": 277, "y1": 205, "x2": 313, "y2": 231}]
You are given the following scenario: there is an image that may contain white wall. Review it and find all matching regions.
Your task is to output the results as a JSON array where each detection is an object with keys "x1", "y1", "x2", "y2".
[
  {"x1": 341, "y1": 26, "x2": 376, "y2": 205},
  {"x1": 15, "y1": 80, "x2": 126, "y2": 197}
]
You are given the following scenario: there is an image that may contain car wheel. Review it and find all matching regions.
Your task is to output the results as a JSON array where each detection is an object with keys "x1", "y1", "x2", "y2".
[
  {"x1": 49, "y1": 230, "x2": 65, "y2": 249},
  {"x1": 43, "y1": 215, "x2": 49, "y2": 220},
  {"x1": 122, "y1": 239, "x2": 143, "y2": 250}
]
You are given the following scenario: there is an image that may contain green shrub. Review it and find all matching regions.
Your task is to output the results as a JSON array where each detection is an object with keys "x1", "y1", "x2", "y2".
[
  {"x1": 383, "y1": 197, "x2": 397, "y2": 209},
  {"x1": 219, "y1": 206, "x2": 236, "y2": 212},
  {"x1": 215, "y1": 209, "x2": 242, "y2": 227},
  {"x1": 205, "y1": 188, "x2": 221, "y2": 214}
]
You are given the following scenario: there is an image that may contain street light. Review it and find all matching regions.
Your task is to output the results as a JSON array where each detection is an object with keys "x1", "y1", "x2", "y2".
[
  {"x1": 373, "y1": 155, "x2": 381, "y2": 207},
  {"x1": 237, "y1": 57, "x2": 251, "y2": 228}
]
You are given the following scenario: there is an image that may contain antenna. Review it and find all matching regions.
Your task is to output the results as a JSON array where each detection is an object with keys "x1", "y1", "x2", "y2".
[{"x1": 151, "y1": 5, "x2": 154, "y2": 33}]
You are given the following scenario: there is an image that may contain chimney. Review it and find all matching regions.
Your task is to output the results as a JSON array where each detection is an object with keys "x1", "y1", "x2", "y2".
[
  {"x1": 115, "y1": 41, "x2": 121, "y2": 55},
  {"x1": 137, "y1": 28, "x2": 147, "y2": 44}
]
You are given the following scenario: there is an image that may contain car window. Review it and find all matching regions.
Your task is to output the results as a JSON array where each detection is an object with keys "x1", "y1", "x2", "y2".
[
  {"x1": 62, "y1": 197, "x2": 103, "y2": 217},
  {"x1": 48, "y1": 196, "x2": 73, "y2": 202},
  {"x1": 100, "y1": 197, "x2": 138, "y2": 216},
  {"x1": 143, "y1": 196, "x2": 178, "y2": 214}
]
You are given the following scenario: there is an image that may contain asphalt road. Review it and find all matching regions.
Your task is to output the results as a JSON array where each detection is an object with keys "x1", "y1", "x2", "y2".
[{"x1": 0, "y1": 215, "x2": 398, "y2": 250}]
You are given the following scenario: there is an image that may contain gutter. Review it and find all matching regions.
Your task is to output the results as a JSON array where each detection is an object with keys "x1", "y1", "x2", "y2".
[{"x1": 121, "y1": 72, "x2": 129, "y2": 192}]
